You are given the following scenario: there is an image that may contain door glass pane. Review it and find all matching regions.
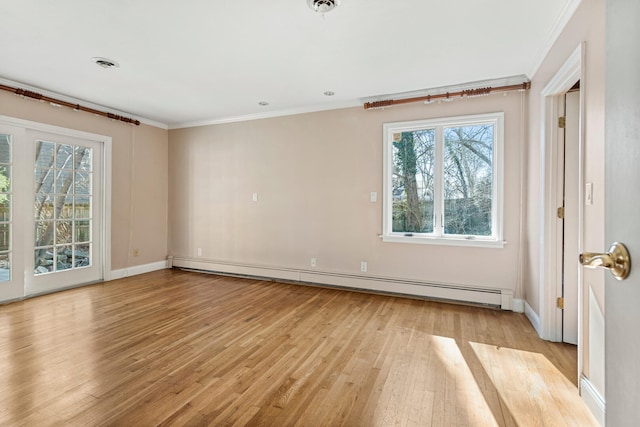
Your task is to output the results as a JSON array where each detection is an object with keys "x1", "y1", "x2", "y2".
[
  {"x1": 34, "y1": 140, "x2": 92, "y2": 275},
  {"x1": 0, "y1": 134, "x2": 11, "y2": 282},
  {"x1": 443, "y1": 125, "x2": 494, "y2": 236},
  {"x1": 391, "y1": 129, "x2": 435, "y2": 233}
]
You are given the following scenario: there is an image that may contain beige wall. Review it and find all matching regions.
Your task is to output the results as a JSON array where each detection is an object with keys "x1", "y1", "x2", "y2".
[
  {"x1": 169, "y1": 93, "x2": 526, "y2": 296},
  {"x1": 0, "y1": 90, "x2": 169, "y2": 271},
  {"x1": 524, "y1": 0, "x2": 605, "y2": 395}
]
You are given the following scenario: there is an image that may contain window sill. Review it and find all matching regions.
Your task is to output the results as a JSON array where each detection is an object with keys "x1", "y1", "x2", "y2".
[{"x1": 382, "y1": 234, "x2": 505, "y2": 248}]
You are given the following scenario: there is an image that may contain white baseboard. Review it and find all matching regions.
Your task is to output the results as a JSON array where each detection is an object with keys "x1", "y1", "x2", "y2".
[
  {"x1": 525, "y1": 300, "x2": 543, "y2": 337},
  {"x1": 512, "y1": 298, "x2": 525, "y2": 313},
  {"x1": 580, "y1": 376, "x2": 605, "y2": 426},
  {"x1": 108, "y1": 260, "x2": 168, "y2": 281},
  {"x1": 172, "y1": 257, "x2": 516, "y2": 309}
]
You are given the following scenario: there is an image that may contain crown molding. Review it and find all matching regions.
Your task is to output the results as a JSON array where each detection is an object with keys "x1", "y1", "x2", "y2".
[
  {"x1": 0, "y1": 77, "x2": 168, "y2": 129},
  {"x1": 168, "y1": 100, "x2": 362, "y2": 130},
  {"x1": 527, "y1": 0, "x2": 583, "y2": 79}
]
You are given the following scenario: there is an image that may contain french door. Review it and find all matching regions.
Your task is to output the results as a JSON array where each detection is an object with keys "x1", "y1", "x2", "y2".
[
  {"x1": 26, "y1": 130, "x2": 102, "y2": 295},
  {"x1": 0, "y1": 118, "x2": 107, "y2": 301}
]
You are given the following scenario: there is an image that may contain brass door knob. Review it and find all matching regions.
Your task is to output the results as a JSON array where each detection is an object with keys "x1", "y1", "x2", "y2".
[{"x1": 579, "y1": 242, "x2": 631, "y2": 280}]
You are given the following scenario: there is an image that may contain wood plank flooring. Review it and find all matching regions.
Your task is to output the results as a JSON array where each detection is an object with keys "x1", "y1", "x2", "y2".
[{"x1": 0, "y1": 269, "x2": 598, "y2": 426}]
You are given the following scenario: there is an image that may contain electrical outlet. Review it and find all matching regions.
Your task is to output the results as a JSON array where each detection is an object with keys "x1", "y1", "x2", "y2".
[
  {"x1": 360, "y1": 261, "x2": 367, "y2": 272},
  {"x1": 311, "y1": 258, "x2": 317, "y2": 267},
  {"x1": 133, "y1": 248, "x2": 139, "y2": 257},
  {"x1": 252, "y1": 193, "x2": 258, "y2": 202},
  {"x1": 197, "y1": 248, "x2": 202, "y2": 256},
  {"x1": 370, "y1": 192, "x2": 378, "y2": 202}
]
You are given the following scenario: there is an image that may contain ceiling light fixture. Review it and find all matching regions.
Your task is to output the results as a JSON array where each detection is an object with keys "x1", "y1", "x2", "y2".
[
  {"x1": 324, "y1": 91, "x2": 335, "y2": 96},
  {"x1": 258, "y1": 101, "x2": 269, "y2": 106},
  {"x1": 307, "y1": 0, "x2": 340, "y2": 14},
  {"x1": 91, "y1": 57, "x2": 119, "y2": 69}
]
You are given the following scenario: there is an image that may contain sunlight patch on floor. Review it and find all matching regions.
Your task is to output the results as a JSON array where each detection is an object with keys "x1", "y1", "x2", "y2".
[{"x1": 469, "y1": 342, "x2": 599, "y2": 426}]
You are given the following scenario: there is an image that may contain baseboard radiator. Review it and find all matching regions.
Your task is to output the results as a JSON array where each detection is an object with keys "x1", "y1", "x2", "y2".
[{"x1": 170, "y1": 257, "x2": 514, "y2": 310}]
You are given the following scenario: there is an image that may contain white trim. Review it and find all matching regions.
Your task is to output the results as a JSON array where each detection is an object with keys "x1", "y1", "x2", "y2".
[
  {"x1": 580, "y1": 376, "x2": 605, "y2": 426},
  {"x1": 0, "y1": 77, "x2": 168, "y2": 130},
  {"x1": 382, "y1": 112, "x2": 504, "y2": 247},
  {"x1": 512, "y1": 298, "x2": 525, "y2": 313},
  {"x1": 525, "y1": 300, "x2": 543, "y2": 337},
  {"x1": 0, "y1": 114, "x2": 113, "y2": 299},
  {"x1": 109, "y1": 260, "x2": 168, "y2": 281},
  {"x1": 168, "y1": 100, "x2": 361, "y2": 129},
  {"x1": 172, "y1": 257, "x2": 516, "y2": 310},
  {"x1": 527, "y1": 0, "x2": 583, "y2": 79},
  {"x1": 539, "y1": 43, "x2": 584, "y2": 342}
]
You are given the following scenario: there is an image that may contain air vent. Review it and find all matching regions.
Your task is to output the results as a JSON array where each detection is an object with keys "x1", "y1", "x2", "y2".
[
  {"x1": 91, "y1": 57, "x2": 119, "y2": 69},
  {"x1": 307, "y1": 0, "x2": 340, "y2": 13}
]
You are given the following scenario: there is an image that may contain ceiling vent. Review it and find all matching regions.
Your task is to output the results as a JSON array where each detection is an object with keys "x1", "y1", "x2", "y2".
[
  {"x1": 307, "y1": 0, "x2": 340, "y2": 14},
  {"x1": 91, "y1": 57, "x2": 119, "y2": 69}
]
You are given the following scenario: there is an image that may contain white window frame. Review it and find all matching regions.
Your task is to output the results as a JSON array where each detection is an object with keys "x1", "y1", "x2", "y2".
[{"x1": 382, "y1": 112, "x2": 504, "y2": 248}]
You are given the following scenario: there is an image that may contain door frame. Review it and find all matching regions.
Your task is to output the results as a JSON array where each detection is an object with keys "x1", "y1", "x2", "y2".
[
  {"x1": 538, "y1": 44, "x2": 584, "y2": 345},
  {"x1": 0, "y1": 115, "x2": 112, "y2": 298}
]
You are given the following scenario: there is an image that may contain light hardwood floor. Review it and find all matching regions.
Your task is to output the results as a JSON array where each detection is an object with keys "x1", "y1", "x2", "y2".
[{"x1": 0, "y1": 269, "x2": 597, "y2": 426}]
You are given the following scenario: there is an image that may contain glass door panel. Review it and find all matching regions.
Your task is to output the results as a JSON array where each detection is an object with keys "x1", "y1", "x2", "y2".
[
  {"x1": 0, "y1": 134, "x2": 11, "y2": 283},
  {"x1": 26, "y1": 130, "x2": 102, "y2": 295},
  {"x1": 34, "y1": 141, "x2": 93, "y2": 275}
]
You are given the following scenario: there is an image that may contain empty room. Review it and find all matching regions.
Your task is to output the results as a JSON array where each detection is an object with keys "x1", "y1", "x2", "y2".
[{"x1": 1, "y1": 0, "x2": 639, "y2": 425}]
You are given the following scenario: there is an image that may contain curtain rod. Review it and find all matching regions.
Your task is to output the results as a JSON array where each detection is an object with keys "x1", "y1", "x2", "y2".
[
  {"x1": 363, "y1": 81, "x2": 531, "y2": 110},
  {"x1": 0, "y1": 83, "x2": 140, "y2": 126}
]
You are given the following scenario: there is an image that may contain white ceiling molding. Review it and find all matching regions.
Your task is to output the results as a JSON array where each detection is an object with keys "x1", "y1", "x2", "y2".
[
  {"x1": 169, "y1": 99, "x2": 362, "y2": 130},
  {"x1": 527, "y1": 0, "x2": 583, "y2": 79},
  {"x1": 0, "y1": 77, "x2": 168, "y2": 129}
]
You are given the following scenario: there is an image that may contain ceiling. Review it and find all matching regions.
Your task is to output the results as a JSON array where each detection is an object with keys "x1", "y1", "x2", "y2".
[{"x1": 0, "y1": 0, "x2": 579, "y2": 128}]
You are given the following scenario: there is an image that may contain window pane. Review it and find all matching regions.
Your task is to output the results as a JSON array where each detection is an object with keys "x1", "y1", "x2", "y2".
[
  {"x1": 35, "y1": 221, "x2": 54, "y2": 247},
  {"x1": 56, "y1": 220, "x2": 72, "y2": 244},
  {"x1": 75, "y1": 220, "x2": 91, "y2": 243},
  {"x1": 74, "y1": 196, "x2": 91, "y2": 219},
  {"x1": 75, "y1": 171, "x2": 91, "y2": 194},
  {"x1": 35, "y1": 141, "x2": 55, "y2": 169},
  {"x1": 0, "y1": 223, "x2": 9, "y2": 251},
  {"x1": 0, "y1": 196, "x2": 10, "y2": 222},
  {"x1": 0, "y1": 135, "x2": 10, "y2": 164},
  {"x1": 56, "y1": 246, "x2": 73, "y2": 271},
  {"x1": 75, "y1": 147, "x2": 92, "y2": 172},
  {"x1": 0, "y1": 253, "x2": 9, "y2": 282},
  {"x1": 443, "y1": 125, "x2": 493, "y2": 236},
  {"x1": 56, "y1": 195, "x2": 74, "y2": 219},
  {"x1": 54, "y1": 169, "x2": 73, "y2": 194},
  {"x1": 74, "y1": 244, "x2": 91, "y2": 268},
  {"x1": 392, "y1": 129, "x2": 435, "y2": 233},
  {"x1": 0, "y1": 165, "x2": 10, "y2": 192},
  {"x1": 56, "y1": 144, "x2": 74, "y2": 169},
  {"x1": 35, "y1": 168, "x2": 54, "y2": 194},
  {"x1": 34, "y1": 195, "x2": 54, "y2": 220},
  {"x1": 35, "y1": 247, "x2": 53, "y2": 274}
]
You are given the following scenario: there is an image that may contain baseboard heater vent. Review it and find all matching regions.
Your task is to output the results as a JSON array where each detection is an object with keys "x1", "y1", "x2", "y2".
[{"x1": 171, "y1": 257, "x2": 512, "y2": 310}]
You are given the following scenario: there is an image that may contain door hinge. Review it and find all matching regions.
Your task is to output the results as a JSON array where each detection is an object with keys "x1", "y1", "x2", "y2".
[
  {"x1": 558, "y1": 116, "x2": 566, "y2": 128},
  {"x1": 557, "y1": 206, "x2": 565, "y2": 219},
  {"x1": 557, "y1": 297, "x2": 565, "y2": 309}
]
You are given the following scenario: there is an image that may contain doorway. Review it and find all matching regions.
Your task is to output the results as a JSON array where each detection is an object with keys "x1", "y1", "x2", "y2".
[
  {"x1": 0, "y1": 117, "x2": 111, "y2": 301},
  {"x1": 559, "y1": 84, "x2": 581, "y2": 345}
]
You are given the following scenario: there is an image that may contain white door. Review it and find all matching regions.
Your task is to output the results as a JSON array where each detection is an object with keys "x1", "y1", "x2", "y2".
[
  {"x1": 0, "y1": 117, "x2": 107, "y2": 301},
  {"x1": 25, "y1": 130, "x2": 103, "y2": 295},
  {"x1": 562, "y1": 89, "x2": 580, "y2": 345},
  {"x1": 603, "y1": 0, "x2": 640, "y2": 424}
]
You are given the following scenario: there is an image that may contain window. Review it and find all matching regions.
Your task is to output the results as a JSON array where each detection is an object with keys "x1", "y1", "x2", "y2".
[{"x1": 383, "y1": 112, "x2": 504, "y2": 247}]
